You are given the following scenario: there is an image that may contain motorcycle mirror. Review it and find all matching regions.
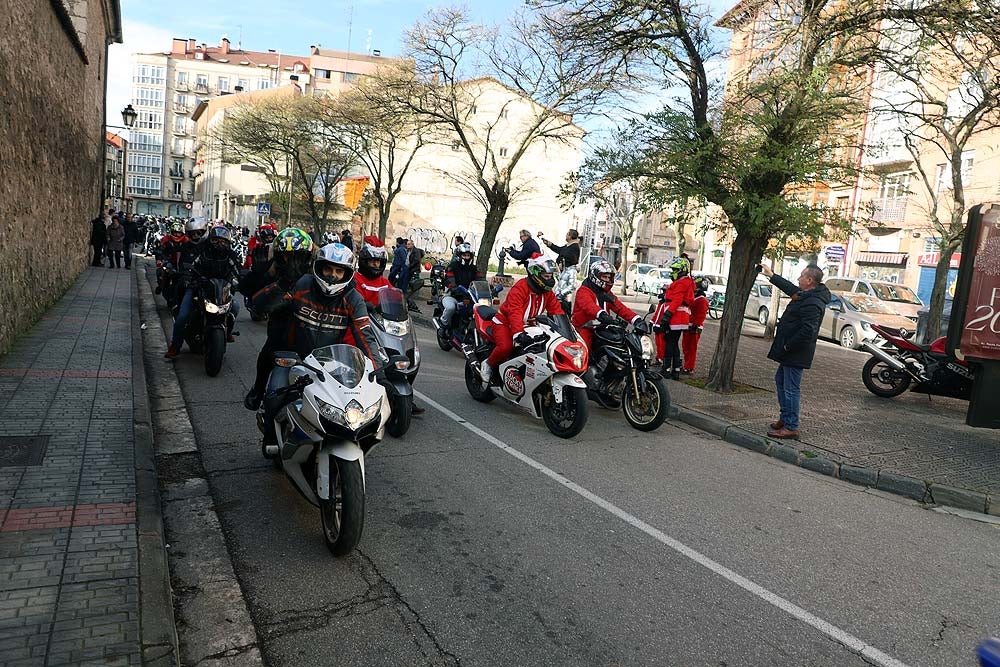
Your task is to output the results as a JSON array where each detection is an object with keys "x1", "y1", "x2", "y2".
[{"x1": 647, "y1": 304, "x2": 655, "y2": 314}]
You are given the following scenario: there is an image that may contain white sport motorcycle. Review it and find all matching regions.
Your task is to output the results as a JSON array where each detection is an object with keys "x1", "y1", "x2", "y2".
[
  {"x1": 464, "y1": 308, "x2": 590, "y2": 438},
  {"x1": 258, "y1": 344, "x2": 404, "y2": 556}
]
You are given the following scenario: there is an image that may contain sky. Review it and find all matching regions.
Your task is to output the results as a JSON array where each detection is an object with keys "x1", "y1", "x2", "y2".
[{"x1": 107, "y1": 0, "x2": 736, "y2": 137}]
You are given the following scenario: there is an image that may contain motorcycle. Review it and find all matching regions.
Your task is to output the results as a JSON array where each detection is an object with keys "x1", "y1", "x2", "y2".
[
  {"x1": 860, "y1": 323, "x2": 973, "y2": 400},
  {"x1": 172, "y1": 274, "x2": 237, "y2": 377},
  {"x1": 144, "y1": 223, "x2": 164, "y2": 256},
  {"x1": 258, "y1": 344, "x2": 405, "y2": 556},
  {"x1": 708, "y1": 292, "x2": 725, "y2": 320},
  {"x1": 432, "y1": 280, "x2": 501, "y2": 353},
  {"x1": 368, "y1": 287, "x2": 419, "y2": 437},
  {"x1": 464, "y1": 308, "x2": 590, "y2": 438},
  {"x1": 427, "y1": 257, "x2": 448, "y2": 298},
  {"x1": 581, "y1": 313, "x2": 671, "y2": 431}
]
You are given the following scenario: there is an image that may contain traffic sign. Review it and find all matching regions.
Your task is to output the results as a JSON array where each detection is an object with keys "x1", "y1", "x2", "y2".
[
  {"x1": 184, "y1": 202, "x2": 192, "y2": 210},
  {"x1": 256, "y1": 202, "x2": 271, "y2": 216}
]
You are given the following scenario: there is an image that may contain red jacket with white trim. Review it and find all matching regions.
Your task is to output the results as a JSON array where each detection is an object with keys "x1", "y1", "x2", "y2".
[{"x1": 495, "y1": 277, "x2": 564, "y2": 334}]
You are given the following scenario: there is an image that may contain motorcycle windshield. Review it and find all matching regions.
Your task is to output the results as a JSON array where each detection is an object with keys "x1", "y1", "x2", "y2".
[
  {"x1": 551, "y1": 313, "x2": 579, "y2": 342},
  {"x1": 311, "y1": 345, "x2": 367, "y2": 389},
  {"x1": 377, "y1": 287, "x2": 408, "y2": 322},
  {"x1": 470, "y1": 280, "x2": 490, "y2": 302}
]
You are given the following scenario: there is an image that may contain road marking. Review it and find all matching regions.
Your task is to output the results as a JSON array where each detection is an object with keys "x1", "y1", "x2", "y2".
[{"x1": 413, "y1": 389, "x2": 911, "y2": 667}]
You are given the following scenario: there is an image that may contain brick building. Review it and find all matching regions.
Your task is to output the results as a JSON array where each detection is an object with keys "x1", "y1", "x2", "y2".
[{"x1": 0, "y1": 0, "x2": 123, "y2": 353}]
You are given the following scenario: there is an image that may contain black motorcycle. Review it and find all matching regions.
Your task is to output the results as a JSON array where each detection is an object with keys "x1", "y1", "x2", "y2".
[
  {"x1": 582, "y1": 312, "x2": 671, "y2": 431},
  {"x1": 861, "y1": 323, "x2": 973, "y2": 400},
  {"x1": 427, "y1": 257, "x2": 448, "y2": 298},
  {"x1": 174, "y1": 276, "x2": 237, "y2": 377}
]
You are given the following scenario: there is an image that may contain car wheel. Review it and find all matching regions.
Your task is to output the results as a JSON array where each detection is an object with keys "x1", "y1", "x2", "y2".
[
  {"x1": 758, "y1": 307, "x2": 769, "y2": 326},
  {"x1": 839, "y1": 326, "x2": 858, "y2": 349}
]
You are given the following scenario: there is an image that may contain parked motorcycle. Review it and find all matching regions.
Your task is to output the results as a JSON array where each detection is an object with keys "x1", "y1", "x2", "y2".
[
  {"x1": 464, "y1": 308, "x2": 590, "y2": 438},
  {"x1": 172, "y1": 274, "x2": 237, "y2": 377},
  {"x1": 427, "y1": 257, "x2": 448, "y2": 298},
  {"x1": 368, "y1": 287, "x2": 419, "y2": 437},
  {"x1": 860, "y1": 323, "x2": 973, "y2": 400},
  {"x1": 431, "y1": 280, "x2": 501, "y2": 353},
  {"x1": 258, "y1": 345, "x2": 404, "y2": 556},
  {"x1": 581, "y1": 313, "x2": 671, "y2": 431}
]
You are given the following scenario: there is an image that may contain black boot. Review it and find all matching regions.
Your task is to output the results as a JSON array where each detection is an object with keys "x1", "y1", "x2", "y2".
[
  {"x1": 244, "y1": 388, "x2": 263, "y2": 411},
  {"x1": 671, "y1": 368, "x2": 681, "y2": 381}
]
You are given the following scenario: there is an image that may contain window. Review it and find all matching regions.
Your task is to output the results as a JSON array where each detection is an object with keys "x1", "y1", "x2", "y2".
[
  {"x1": 175, "y1": 94, "x2": 188, "y2": 107},
  {"x1": 173, "y1": 116, "x2": 187, "y2": 133},
  {"x1": 172, "y1": 181, "x2": 183, "y2": 195},
  {"x1": 196, "y1": 74, "x2": 208, "y2": 90},
  {"x1": 135, "y1": 110, "x2": 163, "y2": 130},
  {"x1": 130, "y1": 132, "x2": 163, "y2": 152},
  {"x1": 171, "y1": 160, "x2": 184, "y2": 177},
  {"x1": 259, "y1": 78, "x2": 273, "y2": 89},
  {"x1": 855, "y1": 282, "x2": 871, "y2": 295},
  {"x1": 173, "y1": 138, "x2": 185, "y2": 154},
  {"x1": 128, "y1": 153, "x2": 162, "y2": 174},
  {"x1": 134, "y1": 87, "x2": 165, "y2": 108},
  {"x1": 237, "y1": 78, "x2": 249, "y2": 90},
  {"x1": 127, "y1": 175, "x2": 161, "y2": 196},
  {"x1": 879, "y1": 172, "x2": 910, "y2": 201},
  {"x1": 176, "y1": 71, "x2": 188, "y2": 85},
  {"x1": 218, "y1": 77, "x2": 229, "y2": 92},
  {"x1": 133, "y1": 64, "x2": 166, "y2": 85},
  {"x1": 936, "y1": 151, "x2": 975, "y2": 193},
  {"x1": 499, "y1": 147, "x2": 509, "y2": 158},
  {"x1": 344, "y1": 72, "x2": 359, "y2": 83},
  {"x1": 314, "y1": 68, "x2": 331, "y2": 79}
]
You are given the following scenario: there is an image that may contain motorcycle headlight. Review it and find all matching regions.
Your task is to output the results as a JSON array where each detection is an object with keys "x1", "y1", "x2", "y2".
[
  {"x1": 640, "y1": 334, "x2": 655, "y2": 360},
  {"x1": 317, "y1": 397, "x2": 382, "y2": 430},
  {"x1": 384, "y1": 319, "x2": 409, "y2": 336},
  {"x1": 204, "y1": 301, "x2": 231, "y2": 314}
]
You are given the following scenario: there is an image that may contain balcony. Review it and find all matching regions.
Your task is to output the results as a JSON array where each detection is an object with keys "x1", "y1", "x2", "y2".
[
  {"x1": 872, "y1": 199, "x2": 907, "y2": 225},
  {"x1": 166, "y1": 193, "x2": 183, "y2": 200},
  {"x1": 194, "y1": 83, "x2": 209, "y2": 94},
  {"x1": 176, "y1": 81, "x2": 189, "y2": 91},
  {"x1": 173, "y1": 103, "x2": 190, "y2": 114},
  {"x1": 168, "y1": 168, "x2": 184, "y2": 178}
]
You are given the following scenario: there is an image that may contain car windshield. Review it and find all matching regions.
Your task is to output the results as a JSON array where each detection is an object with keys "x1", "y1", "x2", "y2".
[
  {"x1": 870, "y1": 283, "x2": 922, "y2": 305},
  {"x1": 843, "y1": 295, "x2": 898, "y2": 314},
  {"x1": 377, "y1": 287, "x2": 408, "y2": 322},
  {"x1": 311, "y1": 344, "x2": 366, "y2": 389}
]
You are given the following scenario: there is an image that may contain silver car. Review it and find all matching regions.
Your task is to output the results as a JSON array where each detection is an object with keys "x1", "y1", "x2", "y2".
[
  {"x1": 821, "y1": 291, "x2": 916, "y2": 349},
  {"x1": 824, "y1": 278, "x2": 924, "y2": 320},
  {"x1": 744, "y1": 281, "x2": 788, "y2": 325}
]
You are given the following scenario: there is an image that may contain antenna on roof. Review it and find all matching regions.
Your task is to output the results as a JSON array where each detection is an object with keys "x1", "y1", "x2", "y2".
[
  {"x1": 365, "y1": 28, "x2": 372, "y2": 55},
  {"x1": 238, "y1": 25, "x2": 242, "y2": 51},
  {"x1": 346, "y1": 1, "x2": 354, "y2": 53}
]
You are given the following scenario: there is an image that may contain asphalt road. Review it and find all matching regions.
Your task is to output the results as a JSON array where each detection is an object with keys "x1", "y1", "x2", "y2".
[{"x1": 161, "y1": 303, "x2": 1000, "y2": 667}]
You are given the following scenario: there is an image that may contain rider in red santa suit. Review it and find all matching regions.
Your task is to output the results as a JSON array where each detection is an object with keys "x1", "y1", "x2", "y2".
[
  {"x1": 481, "y1": 255, "x2": 564, "y2": 388},
  {"x1": 572, "y1": 259, "x2": 645, "y2": 353},
  {"x1": 353, "y1": 237, "x2": 392, "y2": 307}
]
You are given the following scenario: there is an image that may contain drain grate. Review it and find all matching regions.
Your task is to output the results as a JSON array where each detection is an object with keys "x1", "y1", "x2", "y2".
[{"x1": 0, "y1": 436, "x2": 49, "y2": 467}]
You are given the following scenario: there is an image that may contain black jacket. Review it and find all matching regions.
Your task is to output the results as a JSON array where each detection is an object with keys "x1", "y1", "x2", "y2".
[
  {"x1": 508, "y1": 238, "x2": 541, "y2": 265},
  {"x1": 90, "y1": 219, "x2": 107, "y2": 245},
  {"x1": 767, "y1": 275, "x2": 831, "y2": 369},
  {"x1": 445, "y1": 259, "x2": 483, "y2": 290},
  {"x1": 544, "y1": 240, "x2": 580, "y2": 268},
  {"x1": 122, "y1": 219, "x2": 139, "y2": 244}
]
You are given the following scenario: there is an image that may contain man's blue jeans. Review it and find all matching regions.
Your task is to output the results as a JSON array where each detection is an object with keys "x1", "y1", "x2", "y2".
[{"x1": 774, "y1": 364, "x2": 804, "y2": 431}]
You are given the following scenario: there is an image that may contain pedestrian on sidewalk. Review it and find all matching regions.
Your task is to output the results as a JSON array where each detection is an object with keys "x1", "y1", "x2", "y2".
[
  {"x1": 122, "y1": 214, "x2": 139, "y2": 269},
  {"x1": 681, "y1": 276, "x2": 709, "y2": 375},
  {"x1": 107, "y1": 216, "x2": 125, "y2": 268},
  {"x1": 760, "y1": 263, "x2": 830, "y2": 440},
  {"x1": 89, "y1": 216, "x2": 107, "y2": 266},
  {"x1": 652, "y1": 257, "x2": 694, "y2": 380}
]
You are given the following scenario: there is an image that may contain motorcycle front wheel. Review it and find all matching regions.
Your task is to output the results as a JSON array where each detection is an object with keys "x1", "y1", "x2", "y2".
[
  {"x1": 385, "y1": 394, "x2": 412, "y2": 437},
  {"x1": 623, "y1": 375, "x2": 670, "y2": 431},
  {"x1": 464, "y1": 361, "x2": 495, "y2": 403},
  {"x1": 542, "y1": 386, "x2": 589, "y2": 438},
  {"x1": 205, "y1": 328, "x2": 225, "y2": 377},
  {"x1": 862, "y1": 357, "x2": 911, "y2": 398},
  {"x1": 320, "y1": 458, "x2": 365, "y2": 557},
  {"x1": 437, "y1": 327, "x2": 453, "y2": 351}
]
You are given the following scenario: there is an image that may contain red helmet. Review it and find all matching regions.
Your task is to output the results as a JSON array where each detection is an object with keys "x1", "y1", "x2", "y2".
[{"x1": 256, "y1": 223, "x2": 277, "y2": 243}]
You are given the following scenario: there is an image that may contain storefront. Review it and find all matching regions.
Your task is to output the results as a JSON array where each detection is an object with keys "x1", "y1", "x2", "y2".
[
  {"x1": 916, "y1": 252, "x2": 961, "y2": 305},
  {"x1": 854, "y1": 251, "x2": 908, "y2": 283}
]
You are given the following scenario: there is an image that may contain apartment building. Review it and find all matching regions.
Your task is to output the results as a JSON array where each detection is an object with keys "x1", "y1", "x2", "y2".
[
  {"x1": 105, "y1": 132, "x2": 129, "y2": 213},
  {"x1": 128, "y1": 37, "x2": 310, "y2": 216}
]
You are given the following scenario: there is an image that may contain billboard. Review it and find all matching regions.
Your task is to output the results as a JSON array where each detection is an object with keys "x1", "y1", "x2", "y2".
[{"x1": 948, "y1": 204, "x2": 1000, "y2": 362}]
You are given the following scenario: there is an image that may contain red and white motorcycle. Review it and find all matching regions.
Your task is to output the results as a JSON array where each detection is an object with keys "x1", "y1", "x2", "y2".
[
  {"x1": 463, "y1": 306, "x2": 590, "y2": 438},
  {"x1": 860, "y1": 323, "x2": 973, "y2": 400}
]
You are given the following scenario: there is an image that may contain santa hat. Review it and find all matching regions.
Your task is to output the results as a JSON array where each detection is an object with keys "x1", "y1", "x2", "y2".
[{"x1": 363, "y1": 235, "x2": 384, "y2": 247}]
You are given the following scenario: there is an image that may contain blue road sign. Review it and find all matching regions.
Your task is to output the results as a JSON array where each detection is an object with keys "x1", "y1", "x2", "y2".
[{"x1": 256, "y1": 202, "x2": 271, "y2": 216}]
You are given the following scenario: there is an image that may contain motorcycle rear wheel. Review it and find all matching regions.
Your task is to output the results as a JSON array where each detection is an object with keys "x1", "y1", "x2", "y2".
[
  {"x1": 542, "y1": 386, "x2": 589, "y2": 438},
  {"x1": 623, "y1": 376, "x2": 670, "y2": 432},
  {"x1": 862, "y1": 357, "x2": 911, "y2": 398},
  {"x1": 320, "y1": 458, "x2": 365, "y2": 557},
  {"x1": 205, "y1": 328, "x2": 225, "y2": 377},
  {"x1": 437, "y1": 327, "x2": 453, "y2": 351}
]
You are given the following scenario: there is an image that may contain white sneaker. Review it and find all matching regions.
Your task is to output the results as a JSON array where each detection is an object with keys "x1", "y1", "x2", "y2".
[{"x1": 480, "y1": 363, "x2": 492, "y2": 390}]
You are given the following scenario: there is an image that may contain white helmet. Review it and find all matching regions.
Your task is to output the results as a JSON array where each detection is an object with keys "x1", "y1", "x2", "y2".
[
  {"x1": 186, "y1": 217, "x2": 208, "y2": 240},
  {"x1": 322, "y1": 231, "x2": 340, "y2": 245},
  {"x1": 313, "y1": 243, "x2": 356, "y2": 297}
]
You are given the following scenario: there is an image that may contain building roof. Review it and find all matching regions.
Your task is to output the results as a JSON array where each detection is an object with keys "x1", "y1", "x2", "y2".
[
  {"x1": 310, "y1": 47, "x2": 394, "y2": 66},
  {"x1": 105, "y1": 132, "x2": 125, "y2": 149},
  {"x1": 715, "y1": 0, "x2": 766, "y2": 28},
  {"x1": 140, "y1": 38, "x2": 310, "y2": 72}
]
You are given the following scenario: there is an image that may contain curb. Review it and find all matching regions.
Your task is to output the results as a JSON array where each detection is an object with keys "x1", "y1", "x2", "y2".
[
  {"x1": 408, "y1": 290, "x2": 996, "y2": 518},
  {"x1": 131, "y1": 270, "x2": 182, "y2": 666},
  {"x1": 670, "y1": 405, "x2": 995, "y2": 516}
]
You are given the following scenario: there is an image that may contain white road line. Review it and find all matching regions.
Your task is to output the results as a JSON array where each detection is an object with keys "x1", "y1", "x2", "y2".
[{"x1": 413, "y1": 389, "x2": 911, "y2": 667}]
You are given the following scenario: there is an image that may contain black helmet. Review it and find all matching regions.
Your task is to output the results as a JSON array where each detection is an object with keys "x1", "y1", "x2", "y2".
[
  {"x1": 205, "y1": 225, "x2": 232, "y2": 258},
  {"x1": 357, "y1": 243, "x2": 388, "y2": 279}
]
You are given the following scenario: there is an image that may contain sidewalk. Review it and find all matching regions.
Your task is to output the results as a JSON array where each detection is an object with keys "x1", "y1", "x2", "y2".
[{"x1": 0, "y1": 267, "x2": 176, "y2": 665}]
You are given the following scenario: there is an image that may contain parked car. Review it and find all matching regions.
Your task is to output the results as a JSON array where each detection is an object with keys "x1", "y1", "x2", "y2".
[
  {"x1": 744, "y1": 281, "x2": 788, "y2": 325},
  {"x1": 625, "y1": 263, "x2": 659, "y2": 292},
  {"x1": 824, "y1": 278, "x2": 924, "y2": 320},
  {"x1": 694, "y1": 274, "x2": 727, "y2": 299},
  {"x1": 635, "y1": 267, "x2": 672, "y2": 294},
  {"x1": 821, "y1": 291, "x2": 916, "y2": 349}
]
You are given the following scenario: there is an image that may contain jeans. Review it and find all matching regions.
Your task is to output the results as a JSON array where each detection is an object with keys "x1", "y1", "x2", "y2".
[
  {"x1": 774, "y1": 364, "x2": 804, "y2": 431},
  {"x1": 123, "y1": 242, "x2": 133, "y2": 268},
  {"x1": 170, "y1": 286, "x2": 241, "y2": 348},
  {"x1": 441, "y1": 295, "x2": 458, "y2": 325}
]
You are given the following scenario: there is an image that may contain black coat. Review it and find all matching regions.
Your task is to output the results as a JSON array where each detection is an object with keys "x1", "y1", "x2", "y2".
[
  {"x1": 122, "y1": 220, "x2": 139, "y2": 244},
  {"x1": 767, "y1": 274, "x2": 831, "y2": 369},
  {"x1": 508, "y1": 238, "x2": 541, "y2": 265},
  {"x1": 90, "y1": 219, "x2": 107, "y2": 246}
]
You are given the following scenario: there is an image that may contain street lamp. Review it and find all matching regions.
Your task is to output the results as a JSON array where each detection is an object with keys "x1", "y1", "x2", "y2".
[
  {"x1": 106, "y1": 105, "x2": 138, "y2": 214},
  {"x1": 120, "y1": 104, "x2": 138, "y2": 128}
]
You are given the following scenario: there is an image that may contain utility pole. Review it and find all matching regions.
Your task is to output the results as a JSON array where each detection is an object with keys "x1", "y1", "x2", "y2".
[{"x1": 286, "y1": 156, "x2": 294, "y2": 227}]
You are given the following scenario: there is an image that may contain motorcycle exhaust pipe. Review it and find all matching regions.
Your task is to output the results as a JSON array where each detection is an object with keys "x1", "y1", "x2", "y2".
[{"x1": 860, "y1": 342, "x2": 909, "y2": 374}]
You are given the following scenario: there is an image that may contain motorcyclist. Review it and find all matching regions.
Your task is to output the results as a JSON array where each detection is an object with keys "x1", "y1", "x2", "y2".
[
  {"x1": 164, "y1": 223, "x2": 240, "y2": 359},
  {"x1": 240, "y1": 228, "x2": 316, "y2": 410},
  {"x1": 440, "y1": 243, "x2": 485, "y2": 337},
  {"x1": 572, "y1": 259, "x2": 647, "y2": 354},
  {"x1": 244, "y1": 223, "x2": 277, "y2": 270},
  {"x1": 354, "y1": 240, "x2": 392, "y2": 308},
  {"x1": 323, "y1": 231, "x2": 340, "y2": 245},
  {"x1": 154, "y1": 220, "x2": 191, "y2": 300},
  {"x1": 252, "y1": 243, "x2": 389, "y2": 449},
  {"x1": 652, "y1": 257, "x2": 695, "y2": 380},
  {"x1": 481, "y1": 255, "x2": 564, "y2": 388}
]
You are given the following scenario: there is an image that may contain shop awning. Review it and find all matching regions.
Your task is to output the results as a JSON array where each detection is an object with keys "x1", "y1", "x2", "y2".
[{"x1": 856, "y1": 251, "x2": 908, "y2": 266}]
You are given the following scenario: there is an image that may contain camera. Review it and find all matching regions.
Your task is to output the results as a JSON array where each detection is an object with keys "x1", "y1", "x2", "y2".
[{"x1": 754, "y1": 264, "x2": 763, "y2": 273}]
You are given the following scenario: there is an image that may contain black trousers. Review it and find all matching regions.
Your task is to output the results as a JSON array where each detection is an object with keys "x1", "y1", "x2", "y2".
[
  {"x1": 664, "y1": 329, "x2": 683, "y2": 371},
  {"x1": 91, "y1": 244, "x2": 104, "y2": 266}
]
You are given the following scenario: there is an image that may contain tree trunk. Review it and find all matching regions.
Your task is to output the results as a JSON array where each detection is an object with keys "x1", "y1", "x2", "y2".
[
  {"x1": 378, "y1": 207, "x2": 390, "y2": 241},
  {"x1": 476, "y1": 199, "x2": 509, "y2": 274},
  {"x1": 924, "y1": 241, "x2": 959, "y2": 343},
  {"x1": 620, "y1": 236, "x2": 631, "y2": 296},
  {"x1": 706, "y1": 232, "x2": 768, "y2": 393}
]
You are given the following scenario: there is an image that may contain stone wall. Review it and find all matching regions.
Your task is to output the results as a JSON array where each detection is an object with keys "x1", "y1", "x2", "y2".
[{"x1": 0, "y1": 0, "x2": 118, "y2": 353}]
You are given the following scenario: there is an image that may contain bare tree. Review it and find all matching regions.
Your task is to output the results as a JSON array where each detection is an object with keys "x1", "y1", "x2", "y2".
[
  {"x1": 398, "y1": 6, "x2": 622, "y2": 272},
  {"x1": 868, "y1": 21, "x2": 1000, "y2": 337}
]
